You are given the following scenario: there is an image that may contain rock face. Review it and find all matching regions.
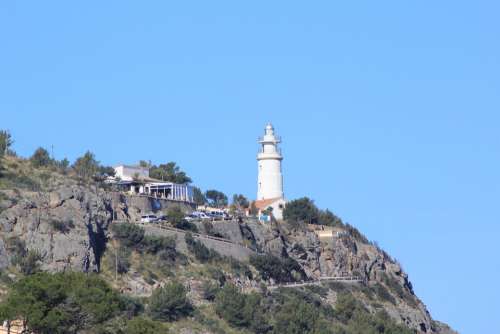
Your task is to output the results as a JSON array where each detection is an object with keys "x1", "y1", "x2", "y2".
[
  {"x1": 0, "y1": 184, "x2": 453, "y2": 334},
  {"x1": 0, "y1": 186, "x2": 113, "y2": 272},
  {"x1": 236, "y1": 221, "x2": 451, "y2": 334},
  {"x1": 0, "y1": 185, "x2": 192, "y2": 273}
]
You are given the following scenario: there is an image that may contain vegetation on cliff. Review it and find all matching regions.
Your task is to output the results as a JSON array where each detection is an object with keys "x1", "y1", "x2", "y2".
[{"x1": 0, "y1": 130, "x2": 453, "y2": 334}]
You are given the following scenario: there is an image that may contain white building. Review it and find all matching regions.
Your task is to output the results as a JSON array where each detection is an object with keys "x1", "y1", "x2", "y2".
[
  {"x1": 255, "y1": 123, "x2": 286, "y2": 220},
  {"x1": 144, "y1": 182, "x2": 194, "y2": 203},
  {"x1": 114, "y1": 165, "x2": 149, "y2": 181},
  {"x1": 253, "y1": 197, "x2": 287, "y2": 221},
  {"x1": 113, "y1": 164, "x2": 195, "y2": 203}
]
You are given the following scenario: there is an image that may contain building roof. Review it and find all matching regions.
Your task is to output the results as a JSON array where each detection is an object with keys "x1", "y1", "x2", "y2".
[{"x1": 253, "y1": 197, "x2": 283, "y2": 210}]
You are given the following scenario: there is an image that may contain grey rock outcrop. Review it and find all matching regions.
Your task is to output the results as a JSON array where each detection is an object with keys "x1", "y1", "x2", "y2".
[
  {"x1": 0, "y1": 185, "x2": 112, "y2": 272},
  {"x1": 0, "y1": 183, "x2": 453, "y2": 333}
]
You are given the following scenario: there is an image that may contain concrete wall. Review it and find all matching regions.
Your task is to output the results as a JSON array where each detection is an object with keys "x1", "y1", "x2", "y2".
[
  {"x1": 123, "y1": 194, "x2": 194, "y2": 221},
  {"x1": 142, "y1": 224, "x2": 255, "y2": 262}
]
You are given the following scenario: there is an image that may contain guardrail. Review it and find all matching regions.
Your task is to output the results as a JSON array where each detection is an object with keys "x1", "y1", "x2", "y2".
[{"x1": 267, "y1": 276, "x2": 363, "y2": 289}]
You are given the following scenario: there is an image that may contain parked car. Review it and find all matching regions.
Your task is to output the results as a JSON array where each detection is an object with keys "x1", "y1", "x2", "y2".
[
  {"x1": 186, "y1": 211, "x2": 211, "y2": 221},
  {"x1": 157, "y1": 215, "x2": 168, "y2": 222},
  {"x1": 140, "y1": 214, "x2": 158, "y2": 223},
  {"x1": 208, "y1": 211, "x2": 226, "y2": 220}
]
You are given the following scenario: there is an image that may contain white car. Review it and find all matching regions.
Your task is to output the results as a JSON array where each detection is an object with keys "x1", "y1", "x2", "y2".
[
  {"x1": 186, "y1": 211, "x2": 211, "y2": 221},
  {"x1": 140, "y1": 214, "x2": 158, "y2": 223}
]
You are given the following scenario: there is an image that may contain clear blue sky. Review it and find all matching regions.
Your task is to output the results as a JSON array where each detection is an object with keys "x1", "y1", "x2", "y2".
[{"x1": 1, "y1": 1, "x2": 499, "y2": 332}]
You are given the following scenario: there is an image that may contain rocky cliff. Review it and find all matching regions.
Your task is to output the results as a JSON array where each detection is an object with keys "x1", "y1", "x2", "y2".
[{"x1": 0, "y1": 160, "x2": 455, "y2": 334}]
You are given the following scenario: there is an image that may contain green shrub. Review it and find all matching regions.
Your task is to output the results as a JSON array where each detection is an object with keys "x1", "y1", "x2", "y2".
[
  {"x1": 0, "y1": 130, "x2": 13, "y2": 157},
  {"x1": 382, "y1": 273, "x2": 417, "y2": 307},
  {"x1": 228, "y1": 257, "x2": 253, "y2": 279},
  {"x1": 334, "y1": 292, "x2": 359, "y2": 322},
  {"x1": 73, "y1": 151, "x2": 100, "y2": 180},
  {"x1": 173, "y1": 219, "x2": 198, "y2": 232},
  {"x1": 166, "y1": 206, "x2": 185, "y2": 225},
  {"x1": 215, "y1": 285, "x2": 270, "y2": 332},
  {"x1": 111, "y1": 223, "x2": 145, "y2": 247},
  {"x1": 304, "y1": 284, "x2": 329, "y2": 298},
  {"x1": 8, "y1": 173, "x2": 40, "y2": 191},
  {"x1": 49, "y1": 218, "x2": 75, "y2": 233},
  {"x1": 149, "y1": 162, "x2": 192, "y2": 184},
  {"x1": 141, "y1": 235, "x2": 176, "y2": 254},
  {"x1": 201, "y1": 280, "x2": 220, "y2": 301},
  {"x1": 19, "y1": 250, "x2": 43, "y2": 275},
  {"x1": 107, "y1": 246, "x2": 131, "y2": 274},
  {"x1": 112, "y1": 224, "x2": 181, "y2": 269},
  {"x1": 373, "y1": 282, "x2": 396, "y2": 305},
  {"x1": 30, "y1": 147, "x2": 52, "y2": 168},
  {"x1": 273, "y1": 297, "x2": 326, "y2": 334},
  {"x1": 345, "y1": 223, "x2": 369, "y2": 244},
  {"x1": 0, "y1": 271, "x2": 13, "y2": 285},
  {"x1": 148, "y1": 281, "x2": 192, "y2": 321},
  {"x1": 318, "y1": 209, "x2": 343, "y2": 227},
  {"x1": 207, "y1": 267, "x2": 226, "y2": 286},
  {"x1": 283, "y1": 197, "x2": 319, "y2": 224},
  {"x1": 5, "y1": 236, "x2": 26, "y2": 265},
  {"x1": 0, "y1": 272, "x2": 126, "y2": 334},
  {"x1": 124, "y1": 317, "x2": 167, "y2": 334},
  {"x1": 250, "y1": 254, "x2": 306, "y2": 283}
]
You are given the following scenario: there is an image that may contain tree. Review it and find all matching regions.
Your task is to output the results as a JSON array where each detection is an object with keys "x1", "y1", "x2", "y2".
[
  {"x1": 249, "y1": 254, "x2": 306, "y2": 283},
  {"x1": 215, "y1": 285, "x2": 270, "y2": 333},
  {"x1": 148, "y1": 282, "x2": 192, "y2": 321},
  {"x1": 149, "y1": 162, "x2": 192, "y2": 184},
  {"x1": 139, "y1": 160, "x2": 151, "y2": 168},
  {"x1": 0, "y1": 272, "x2": 124, "y2": 334},
  {"x1": 273, "y1": 298, "x2": 321, "y2": 334},
  {"x1": 73, "y1": 150, "x2": 99, "y2": 180},
  {"x1": 215, "y1": 284, "x2": 248, "y2": 327},
  {"x1": 166, "y1": 206, "x2": 185, "y2": 225},
  {"x1": 57, "y1": 158, "x2": 70, "y2": 174},
  {"x1": 30, "y1": 147, "x2": 52, "y2": 168},
  {"x1": 283, "y1": 197, "x2": 319, "y2": 224},
  {"x1": 232, "y1": 194, "x2": 249, "y2": 209},
  {"x1": 193, "y1": 187, "x2": 206, "y2": 205},
  {"x1": 99, "y1": 165, "x2": 116, "y2": 177},
  {"x1": 318, "y1": 209, "x2": 343, "y2": 227},
  {"x1": 111, "y1": 223, "x2": 145, "y2": 247},
  {"x1": 0, "y1": 130, "x2": 13, "y2": 157},
  {"x1": 205, "y1": 189, "x2": 228, "y2": 208}
]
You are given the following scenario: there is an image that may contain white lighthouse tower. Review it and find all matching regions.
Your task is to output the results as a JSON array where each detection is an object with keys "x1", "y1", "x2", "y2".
[{"x1": 257, "y1": 123, "x2": 284, "y2": 200}]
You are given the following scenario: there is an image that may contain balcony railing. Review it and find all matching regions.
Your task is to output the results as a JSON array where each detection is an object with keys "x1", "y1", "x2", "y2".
[
  {"x1": 258, "y1": 135, "x2": 281, "y2": 143},
  {"x1": 257, "y1": 148, "x2": 282, "y2": 155}
]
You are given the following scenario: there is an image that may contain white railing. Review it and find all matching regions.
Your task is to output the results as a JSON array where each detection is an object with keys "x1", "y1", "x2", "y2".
[{"x1": 267, "y1": 276, "x2": 363, "y2": 289}]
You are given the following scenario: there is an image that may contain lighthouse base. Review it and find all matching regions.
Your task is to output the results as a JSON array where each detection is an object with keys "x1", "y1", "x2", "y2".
[{"x1": 253, "y1": 197, "x2": 287, "y2": 222}]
